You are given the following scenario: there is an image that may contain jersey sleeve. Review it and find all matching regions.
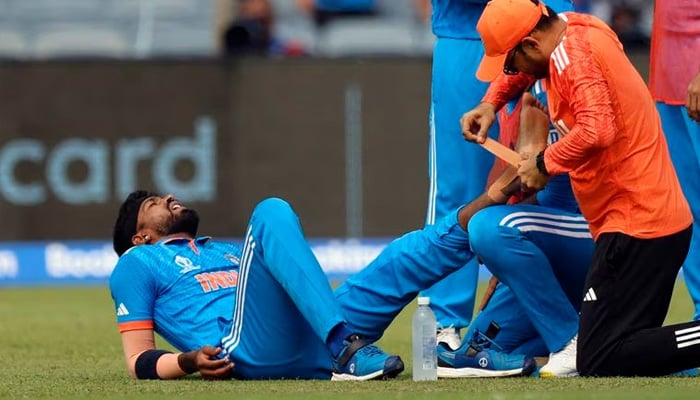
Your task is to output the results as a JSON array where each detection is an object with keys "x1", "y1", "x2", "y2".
[
  {"x1": 482, "y1": 73, "x2": 535, "y2": 111},
  {"x1": 544, "y1": 39, "x2": 617, "y2": 175},
  {"x1": 109, "y1": 251, "x2": 158, "y2": 333}
]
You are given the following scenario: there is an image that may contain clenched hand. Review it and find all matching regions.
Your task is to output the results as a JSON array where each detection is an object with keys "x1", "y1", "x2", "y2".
[
  {"x1": 517, "y1": 152, "x2": 549, "y2": 191},
  {"x1": 179, "y1": 345, "x2": 234, "y2": 380}
]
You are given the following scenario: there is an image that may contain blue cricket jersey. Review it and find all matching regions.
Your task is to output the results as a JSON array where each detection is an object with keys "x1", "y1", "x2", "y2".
[
  {"x1": 528, "y1": 80, "x2": 579, "y2": 213},
  {"x1": 430, "y1": 0, "x2": 574, "y2": 39},
  {"x1": 430, "y1": 0, "x2": 489, "y2": 39},
  {"x1": 109, "y1": 236, "x2": 242, "y2": 353}
]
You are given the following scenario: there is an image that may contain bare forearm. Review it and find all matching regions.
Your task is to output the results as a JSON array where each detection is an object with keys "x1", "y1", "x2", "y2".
[
  {"x1": 120, "y1": 331, "x2": 211, "y2": 380},
  {"x1": 458, "y1": 193, "x2": 499, "y2": 230},
  {"x1": 155, "y1": 353, "x2": 190, "y2": 379},
  {"x1": 127, "y1": 350, "x2": 193, "y2": 380},
  {"x1": 458, "y1": 170, "x2": 521, "y2": 229}
]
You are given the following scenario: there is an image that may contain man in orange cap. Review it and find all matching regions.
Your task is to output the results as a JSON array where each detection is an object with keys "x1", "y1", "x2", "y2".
[{"x1": 460, "y1": 0, "x2": 700, "y2": 377}]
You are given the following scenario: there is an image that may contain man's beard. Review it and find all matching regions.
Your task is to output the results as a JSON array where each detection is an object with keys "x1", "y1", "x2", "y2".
[{"x1": 166, "y1": 209, "x2": 200, "y2": 237}]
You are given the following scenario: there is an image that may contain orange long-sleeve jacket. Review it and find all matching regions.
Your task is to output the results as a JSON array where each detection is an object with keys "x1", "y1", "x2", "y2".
[{"x1": 483, "y1": 13, "x2": 691, "y2": 240}]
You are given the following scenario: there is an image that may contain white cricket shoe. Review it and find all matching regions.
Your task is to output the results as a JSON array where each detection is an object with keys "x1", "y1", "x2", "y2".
[
  {"x1": 540, "y1": 335, "x2": 579, "y2": 377},
  {"x1": 437, "y1": 326, "x2": 462, "y2": 351}
]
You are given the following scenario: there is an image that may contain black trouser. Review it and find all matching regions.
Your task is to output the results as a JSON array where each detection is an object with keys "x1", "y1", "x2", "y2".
[{"x1": 578, "y1": 226, "x2": 700, "y2": 376}]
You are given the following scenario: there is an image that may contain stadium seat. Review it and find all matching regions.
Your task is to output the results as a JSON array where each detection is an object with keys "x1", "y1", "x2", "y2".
[
  {"x1": 104, "y1": 0, "x2": 142, "y2": 19},
  {"x1": 373, "y1": 0, "x2": 434, "y2": 56},
  {"x1": 0, "y1": 0, "x2": 217, "y2": 58},
  {"x1": 33, "y1": 27, "x2": 130, "y2": 58},
  {"x1": 100, "y1": 0, "x2": 200, "y2": 19},
  {"x1": 269, "y1": 0, "x2": 306, "y2": 20},
  {"x1": 4, "y1": 0, "x2": 103, "y2": 20},
  {"x1": 375, "y1": 0, "x2": 421, "y2": 20},
  {"x1": 150, "y1": 0, "x2": 201, "y2": 18},
  {"x1": 273, "y1": 18, "x2": 318, "y2": 54},
  {"x1": 149, "y1": 23, "x2": 215, "y2": 56},
  {"x1": 411, "y1": 23, "x2": 435, "y2": 56},
  {"x1": 316, "y1": 18, "x2": 416, "y2": 57},
  {"x1": 0, "y1": 30, "x2": 29, "y2": 58}
]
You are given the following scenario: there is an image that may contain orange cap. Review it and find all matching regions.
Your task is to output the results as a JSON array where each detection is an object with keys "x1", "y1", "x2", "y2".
[{"x1": 476, "y1": 0, "x2": 550, "y2": 82}]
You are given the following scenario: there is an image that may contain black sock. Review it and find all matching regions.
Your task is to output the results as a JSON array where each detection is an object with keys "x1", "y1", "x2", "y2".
[{"x1": 327, "y1": 322, "x2": 354, "y2": 359}]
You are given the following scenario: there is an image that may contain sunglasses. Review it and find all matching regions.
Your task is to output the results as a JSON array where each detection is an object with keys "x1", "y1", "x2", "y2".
[{"x1": 503, "y1": 44, "x2": 522, "y2": 75}]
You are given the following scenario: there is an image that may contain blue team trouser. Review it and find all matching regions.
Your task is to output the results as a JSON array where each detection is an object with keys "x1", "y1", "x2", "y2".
[
  {"x1": 223, "y1": 200, "x2": 476, "y2": 379},
  {"x1": 466, "y1": 283, "x2": 549, "y2": 357},
  {"x1": 220, "y1": 198, "x2": 338, "y2": 379},
  {"x1": 657, "y1": 102, "x2": 700, "y2": 319},
  {"x1": 467, "y1": 204, "x2": 594, "y2": 353},
  {"x1": 335, "y1": 208, "x2": 475, "y2": 341},
  {"x1": 336, "y1": 202, "x2": 590, "y2": 356},
  {"x1": 422, "y1": 36, "x2": 499, "y2": 329}
]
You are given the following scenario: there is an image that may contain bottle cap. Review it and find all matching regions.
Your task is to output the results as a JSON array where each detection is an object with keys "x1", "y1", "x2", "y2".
[{"x1": 417, "y1": 296, "x2": 430, "y2": 305}]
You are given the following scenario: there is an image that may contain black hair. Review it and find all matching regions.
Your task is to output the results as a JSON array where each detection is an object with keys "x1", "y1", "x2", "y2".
[
  {"x1": 531, "y1": 0, "x2": 559, "y2": 32},
  {"x1": 112, "y1": 190, "x2": 157, "y2": 256}
]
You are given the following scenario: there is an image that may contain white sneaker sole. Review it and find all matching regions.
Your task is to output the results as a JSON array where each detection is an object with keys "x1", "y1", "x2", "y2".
[
  {"x1": 437, "y1": 366, "x2": 524, "y2": 378},
  {"x1": 331, "y1": 369, "x2": 385, "y2": 381}
]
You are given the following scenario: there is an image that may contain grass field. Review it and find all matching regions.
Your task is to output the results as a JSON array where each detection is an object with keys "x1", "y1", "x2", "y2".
[{"x1": 2, "y1": 283, "x2": 700, "y2": 399}]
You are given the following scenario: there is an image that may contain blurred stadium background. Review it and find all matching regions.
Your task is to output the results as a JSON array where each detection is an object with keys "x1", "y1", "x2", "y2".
[{"x1": 0, "y1": 0, "x2": 654, "y2": 286}]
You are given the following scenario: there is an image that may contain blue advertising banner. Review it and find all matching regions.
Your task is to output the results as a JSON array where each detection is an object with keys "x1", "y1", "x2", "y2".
[{"x1": 0, "y1": 238, "x2": 423, "y2": 286}]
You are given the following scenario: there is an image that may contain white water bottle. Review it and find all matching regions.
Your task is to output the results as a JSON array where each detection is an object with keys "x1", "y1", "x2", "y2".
[{"x1": 412, "y1": 296, "x2": 438, "y2": 381}]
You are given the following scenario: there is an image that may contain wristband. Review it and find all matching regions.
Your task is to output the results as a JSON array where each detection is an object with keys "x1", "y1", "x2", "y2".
[
  {"x1": 134, "y1": 349, "x2": 172, "y2": 379},
  {"x1": 536, "y1": 150, "x2": 549, "y2": 176}
]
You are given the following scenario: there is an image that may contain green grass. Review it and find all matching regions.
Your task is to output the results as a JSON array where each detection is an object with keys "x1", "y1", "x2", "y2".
[{"x1": 1, "y1": 283, "x2": 700, "y2": 399}]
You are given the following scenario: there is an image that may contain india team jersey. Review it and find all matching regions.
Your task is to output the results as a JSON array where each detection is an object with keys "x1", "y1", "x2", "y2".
[
  {"x1": 650, "y1": 0, "x2": 700, "y2": 104},
  {"x1": 430, "y1": 0, "x2": 489, "y2": 39},
  {"x1": 430, "y1": 0, "x2": 573, "y2": 40},
  {"x1": 109, "y1": 236, "x2": 242, "y2": 353}
]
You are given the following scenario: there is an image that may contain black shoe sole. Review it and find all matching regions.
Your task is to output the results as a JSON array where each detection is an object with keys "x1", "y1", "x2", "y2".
[
  {"x1": 378, "y1": 357, "x2": 405, "y2": 380},
  {"x1": 521, "y1": 357, "x2": 536, "y2": 377}
]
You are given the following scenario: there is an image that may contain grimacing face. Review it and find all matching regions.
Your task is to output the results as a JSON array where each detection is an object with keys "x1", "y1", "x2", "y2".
[{"x1": 135, "y1": 194, "x2": 200, "y2": 243}]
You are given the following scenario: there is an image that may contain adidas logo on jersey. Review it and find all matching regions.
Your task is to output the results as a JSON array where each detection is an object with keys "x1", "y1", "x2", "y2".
[
  {"x1": 583, "y1": 288, "x2": 597, "y2": 302},
  {"x1": 116, "y1": 303, "x2": 129, "y2": 316}
]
